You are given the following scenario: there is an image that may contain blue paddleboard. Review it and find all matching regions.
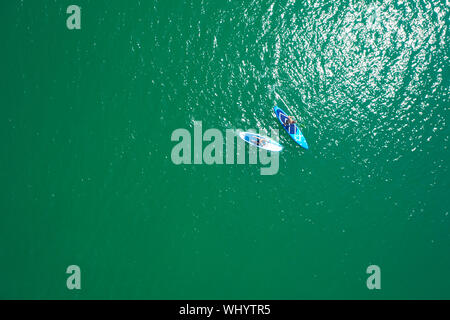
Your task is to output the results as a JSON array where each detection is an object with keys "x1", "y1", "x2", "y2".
[{"x1": 273, "y1": 106, "x2": 309, "y2": 149}]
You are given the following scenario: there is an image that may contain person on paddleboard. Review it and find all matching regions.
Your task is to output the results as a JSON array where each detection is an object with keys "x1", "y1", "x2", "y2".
[
  {"x1": 284, "y1": 116, "x2": 296, "y2": 126},
  {"x1": 252, "y1": 136, "x2": 267, "y2": 147}
]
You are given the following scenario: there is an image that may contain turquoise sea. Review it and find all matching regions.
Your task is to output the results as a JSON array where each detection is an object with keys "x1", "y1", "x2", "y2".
[{"x1": 1, "y1": 0, "x2": 449, "y2": 299}]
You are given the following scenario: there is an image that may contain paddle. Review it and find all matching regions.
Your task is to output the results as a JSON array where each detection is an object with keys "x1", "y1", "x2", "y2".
[{"x1": 273, "y1": 91, "x2": 304, "y2": 127}]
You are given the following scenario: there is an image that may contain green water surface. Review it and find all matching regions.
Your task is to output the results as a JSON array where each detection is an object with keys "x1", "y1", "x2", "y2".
[{"x1": 1, "y1": 0, "x2": 449, "y2": 299}]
